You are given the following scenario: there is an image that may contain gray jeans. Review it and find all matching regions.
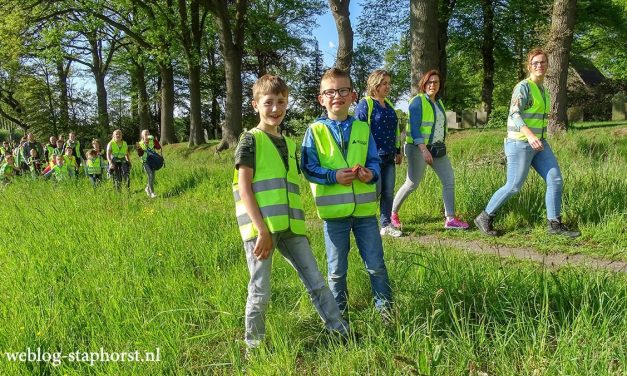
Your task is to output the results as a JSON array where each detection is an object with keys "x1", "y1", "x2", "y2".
[
  {"x1": 244, "y1": 231, "x2": 348, "y2": 348},
  {"x1": 392, "y1": 143, "x2": 456, "y2": 216},
  {"x1": 143, "y1": 162, "x2": 155, "y2": 193}
]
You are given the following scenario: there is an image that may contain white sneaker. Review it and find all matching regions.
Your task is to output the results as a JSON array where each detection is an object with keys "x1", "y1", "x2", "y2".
[
  {"x1": 145, "y1": 186, "x2": 151, "y2": 196},
  {"x1": 149, "y1": 193, "x2": 157, "y2": 199},
  {"x1": 380, "y1": 225, "x2": 402, "y2": 237}
]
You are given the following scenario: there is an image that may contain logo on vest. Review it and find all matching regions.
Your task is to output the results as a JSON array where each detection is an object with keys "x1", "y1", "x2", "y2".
[{"x1": 352, "y1": 140, "x2": 367, "y2": 145}]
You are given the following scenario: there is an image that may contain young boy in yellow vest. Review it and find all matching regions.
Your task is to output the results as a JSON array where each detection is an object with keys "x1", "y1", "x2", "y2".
[
  {"x1": 301, "y1": 68, "x2": 393, "y2": 321},
  {"x1": 233, "y1": 74, "x2": 349, "y2": 351},
  {"x1": 43, "y1": 154, "x2": 73, "y2": 181},
  {"x1": 84, "y1": 149, "x2": 105, "y2": 187},
  {"x1": 0, "y1": 154, "x2": 19, "y2": 185},
  {"x1": 63, "y1": 147, "x2": 79, "y2": 177}
]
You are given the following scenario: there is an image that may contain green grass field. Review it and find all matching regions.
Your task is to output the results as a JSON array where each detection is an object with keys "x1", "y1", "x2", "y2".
[{"x1": 0, "y1": 123, "x2": 625, "y2": 375}]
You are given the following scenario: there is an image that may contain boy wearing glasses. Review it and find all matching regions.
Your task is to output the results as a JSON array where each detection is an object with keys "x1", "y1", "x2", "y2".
[{"x1": 301, "y1": 68, "x2": 393, "y2": 321}]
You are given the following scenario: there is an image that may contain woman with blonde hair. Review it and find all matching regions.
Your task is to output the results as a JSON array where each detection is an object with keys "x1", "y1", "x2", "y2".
[
  {"x1": 474, "y1": 48, "x2": 579, "y2": 237},
  {"x1": 356, "y1": 69, "x2": 402, "y2": 237}
]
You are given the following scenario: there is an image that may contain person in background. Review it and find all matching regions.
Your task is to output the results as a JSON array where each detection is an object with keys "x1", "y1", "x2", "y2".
[
  {"x1": 63, "y1": 147, "x2": 79, "y2": 177},
  {"x1": 43, "y1": 154, "x2": 73, "y2": 181},
  {"x1": 66, "y1": 131, "x2": 83, "y2": 168},
  {"x1": 356, "y1": 69, "x2": 402, "y2": 237},
  {"x1": 474, "y1": 48, "x2": 580, "y2": 238},
  {"x1": 0, "y1": 154, "x2": 19, "y2": 185},
  {"x1": 84, "y1": 149, "x2": 105, "y2": 187},
  {"x1": 136, "y1": 129, "x2": 162, "y2": 198},
  {"x1": 44, "y1": 136, "x2": 57, "y2": 163},
  {"x1": 0, "y1": 141, "x2": 11, "y2": 163},
  {"x1": 106, "y1": 129, "x2": 131, "y2": 191},
  {"x1": 391, "y1": 69, "x2": 470, "y2": 232},
  {"x1": 27, "y1": 148, "x2": 42, "y2": 178}
]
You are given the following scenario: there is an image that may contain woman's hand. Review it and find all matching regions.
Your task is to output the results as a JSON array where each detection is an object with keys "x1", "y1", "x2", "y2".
[
  {"x1": 527, "y1": 136, "x2": 544, "y2": 151},
  {"x1": 420, "y1": 146, "x2": 433, "y2": 165}
]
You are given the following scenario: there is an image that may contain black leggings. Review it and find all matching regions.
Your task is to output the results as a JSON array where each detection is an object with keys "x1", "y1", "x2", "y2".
[{"x1": 111, "y1": 160, "x2": 130, "y2": 191}]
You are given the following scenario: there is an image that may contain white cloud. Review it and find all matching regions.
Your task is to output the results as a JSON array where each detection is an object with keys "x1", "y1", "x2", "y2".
[{"x1": 328, "y1": 41, "x2": 336, "y2": 49}]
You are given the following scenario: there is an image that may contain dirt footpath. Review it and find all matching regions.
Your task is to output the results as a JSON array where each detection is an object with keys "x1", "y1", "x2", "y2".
[{"x1": 407, "y1": 235, "x2": 627, "y2": 274}]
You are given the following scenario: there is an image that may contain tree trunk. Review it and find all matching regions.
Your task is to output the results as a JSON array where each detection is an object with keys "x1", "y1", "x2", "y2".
[
  {"x1": 480, "y1": 0, "x2": 495, "y2": 118},
  {"x1": 94, "y1": 71, "x2": 110, "y2": 132},
  {"x1": 135, "y1": 64, "x2": 151, "y2": 132},
  {"x1": 56, "y1": 60, "x2": 70, "y2": 133},
  {"x1": 328, "y1": 0, "x2": 353, "y2": 71},
  {"x1": 410, "y1": 0, "x2": 439, "y2": 95},
  {"x1": 188, "y1": 62, "x2": 205, "y2": 145},
  {"x1": 437, "y1": 0, "x2": 456, "y2": 96},
  {"x1": 203, "y1": 0, "x2": 247, "y2": 151},
  {"x1": 546, "y1": 0, "x2": 577, "y2": 134},
  {"x1": 159, "y1": 63, "x2": 177, "y2": 144}
]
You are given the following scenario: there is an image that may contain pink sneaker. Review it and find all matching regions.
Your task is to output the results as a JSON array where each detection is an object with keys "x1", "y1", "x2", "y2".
[
  {"x1": 444, "y1": 217, "x2": 469, "y2": 230},
  {"x1": 390, "y1": 212, "x2": 402, "y2": 228}
]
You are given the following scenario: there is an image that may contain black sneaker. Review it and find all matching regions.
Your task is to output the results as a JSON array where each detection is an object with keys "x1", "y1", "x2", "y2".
[
  {"x1": 474, "y1": 211, "x2": 498, "y2": 236},
  {"x1": 547, "y1": 217, "x2": 580, "y2": 238}
]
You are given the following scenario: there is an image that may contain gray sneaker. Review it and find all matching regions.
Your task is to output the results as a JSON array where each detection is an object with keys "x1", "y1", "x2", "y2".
[
  {"x1": 547, "y1": 217, "x2": 580, "y2": 238},
  {"x1": 474, "y1": 211, "x2": 498, "y2": 236},
  {"x1": 380, "y1": 225, "x2": 402, "y2": 237}
]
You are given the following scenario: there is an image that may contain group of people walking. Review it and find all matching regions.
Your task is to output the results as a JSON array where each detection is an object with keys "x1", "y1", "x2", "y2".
[
  {"x1": 0, "y1": 128, "x2": 163, "y2": 198},
  {"x1": 233, "y1": 47, "x2": 580, "y2": 353}
]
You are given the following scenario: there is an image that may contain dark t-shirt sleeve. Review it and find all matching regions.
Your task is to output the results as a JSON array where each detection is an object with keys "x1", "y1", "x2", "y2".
[{"x1": 234, "y1": 132, "x2": 255, "y2": 170}]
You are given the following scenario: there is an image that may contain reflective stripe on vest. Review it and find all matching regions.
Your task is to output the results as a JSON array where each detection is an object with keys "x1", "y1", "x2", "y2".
[
  {"x1": 309, "y1": 120, "x2": 377, "y2": 219},
  {"x1": 139, "y1": 138, "x2": 155, "y2": 162},
  {"x1": 406, "y1": 94, "x2": 446, "y2": 145},
  {"x1": 109, "y1": 140, "x2": 128, "y2": 159},
  {"x1": 232, "y1": 129, "x2": 306, "y2": 241},
  {"x1": 86, "y1": 157, "x2": 103, "y2": 175},
  {"x1": 507, "y1": 79, "x2": 549, "y2": 141}
]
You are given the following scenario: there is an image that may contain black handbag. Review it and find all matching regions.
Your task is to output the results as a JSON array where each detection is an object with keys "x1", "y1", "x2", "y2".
[
  {"x1": 427, "y1": 142, "x2": 447, "y2": 158},
  {"x1": 425, "y1": 101, "x2": 447, "y2": 158}
]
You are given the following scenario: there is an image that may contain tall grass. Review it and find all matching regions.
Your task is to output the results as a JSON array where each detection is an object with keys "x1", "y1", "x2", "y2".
[{"x1": 0, "y1": 126, "x2": 625, "y2": 374}]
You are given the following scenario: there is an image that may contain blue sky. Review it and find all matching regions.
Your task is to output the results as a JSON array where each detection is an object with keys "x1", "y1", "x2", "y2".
[{"x1": 312, "y1": 2, "x2": 363, "y2": 67}]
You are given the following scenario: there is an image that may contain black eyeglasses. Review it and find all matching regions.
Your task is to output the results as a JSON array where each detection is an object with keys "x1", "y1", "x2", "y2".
[{"x1": 321, "y1": 87, "x2": 352, "y2": 98}]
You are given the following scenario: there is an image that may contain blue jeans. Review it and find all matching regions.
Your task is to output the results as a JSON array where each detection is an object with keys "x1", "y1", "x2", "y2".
[
  {"x1": 323, "y1": 216, "x2": 393, "y2": 314},
  {"x1": 377, "y1": 154, "x2": 397, "y2": 227},
  {"x1": 244, "y1": 232, "x2": 348, "y2": 347},
  {"x1": 485, "y1": 139, "x2": 563, "y2": 219}
]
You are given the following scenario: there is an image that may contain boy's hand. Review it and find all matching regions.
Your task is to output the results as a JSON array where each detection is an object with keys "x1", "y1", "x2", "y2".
[
  {"x1": 357, "y1": 167, "x2": 373, "y2": 183},
  {"x1": 395, "y1": 153, "x2": 403, "y2": 165},
  {"x1": 336, "y1": 168, "x2": 356, "y2": 186},
  {"x1": 254, "y1": 231, "x2": 273, "y2": 260}
]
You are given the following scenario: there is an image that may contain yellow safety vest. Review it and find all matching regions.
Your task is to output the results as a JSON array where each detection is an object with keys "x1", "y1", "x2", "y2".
[
  {"x1": 52, "y1": 164, "x2": 71, "y2": 180},
  {"x1": 309, "y1": 120, "x2": 377, "y2": 219},
  {"x1": 138, "y1": 138, "x2": 155, "y2": 162},
  {"x1": 109, "y1": 140, "x2": 128, "y2": 159},
  {"x1": 508, "y1": 79, "x2": 549, "y2": 141},
  {"x1": 86, "y1": 157, "x2": 103, "y2": 175},
  {"x1": 232, "y1": 129, "x2": 306, "y2": 241},
  {"x1": 406, "y1": 94, "x2": 447, "y2": 145}
]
